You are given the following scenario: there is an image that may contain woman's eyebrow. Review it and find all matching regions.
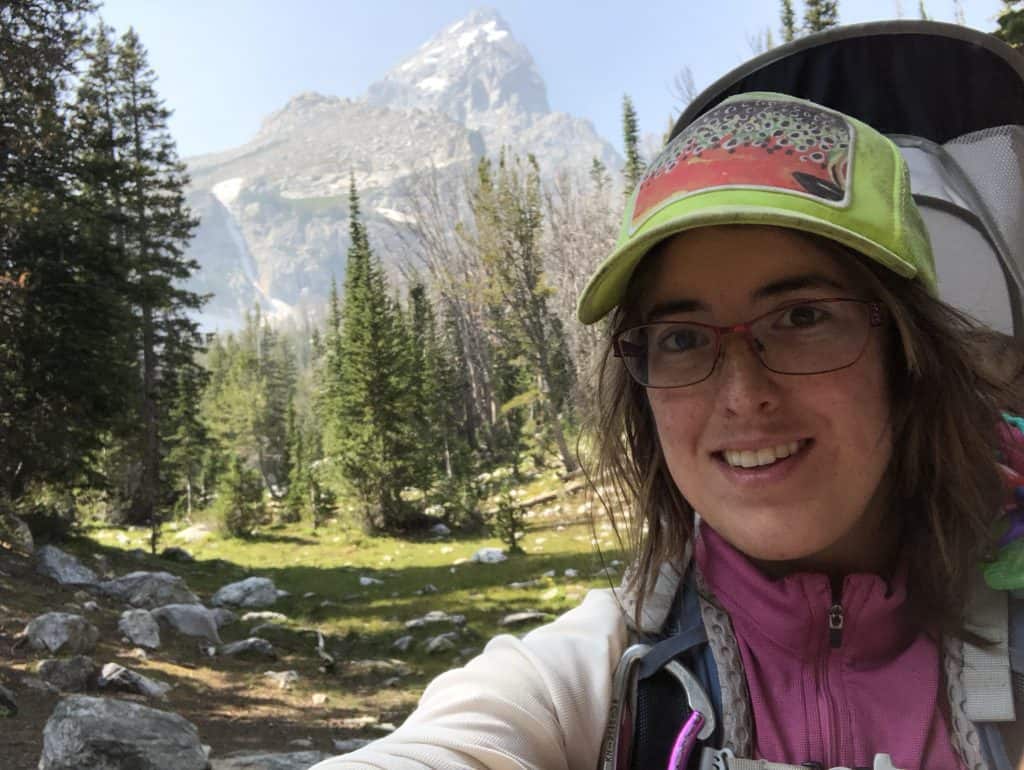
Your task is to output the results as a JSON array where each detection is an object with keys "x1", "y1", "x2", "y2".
[
  {"x1": 644, "y1": 273, "x2": 848, "y2": 321},
  {"x1": 751, "y1": 272, "x2": 847, "y2": 300},
  {"x1": 645, "y1": 298, "x2": 709, "y2": 322}
]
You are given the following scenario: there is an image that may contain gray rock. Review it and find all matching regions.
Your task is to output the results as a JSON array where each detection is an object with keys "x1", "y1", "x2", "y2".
[
  {"x1": 332, "y1": 738, "x2": 371, "y2": 753},
  {"x1": 392, "y1": 635, "x2": 414, "y2": 652},
  {"x1": 287, "y1": 737, "x2": 314, "y2": 749},
  {"x1": 346, "y1": 659, "x2": 411, "y2": 678},
  {"x1": 36, "y1": 545, "x2": 98, "y2": 586},
  {"x1": 209, "y1": 751, "x2": 331, "y2": 770},
  {"x1": 241, "y1": 610, "x2": 287, "y2": 623},
  {"x1": 263, "y1": 670, "x2": 299, "y2": 689},
  {"x1": 160, "y1": 546, "x2": 194, "y2": 563},
  {"x1": 36, "y1": 656, "x2": 97, "y2": 692},
  {"x1": 424, "y1": 632, "x2": 458, "y2": 654},
  {"x1": 404, "y1": 610, "x2": 465, "y2": 629},
  {"x1": 99, "y1": 571, "x2": 200, "y2": 608},
  {"x1": 212, "y1": 577, "x2": 280, "y2": 608},
  {"x1": 212, "y1": 607, "x2": 237, "y2": 628},
  {"x1": 249, "y1": 623, "x2": 316, "y2": 651},
  {"x1": 499, "y1": 610, "x2": 552, "y2": 627},
  {"x1": 24, "y1": 613, "x2": 99, "y2": 655},
  {"x1": 471, "y1": 547, "x2": 507, "y2": 564},
  {"x1": 0, "y1": 512, "x2": 33, "y2": 554},
  {"x1": 0, "y1": 683, "x2": 16, "y2": 717},
  {"x1": 429, "y1": 523, "x2": 451, "y2": 536},
  {"x1": 151, "y1": 603, "x2": 222, "y2": 643},
  {"x1": 98, "y1": 662, "x2": 171, "y2": 699},
  {"x1": 220, "y1": 637, "x2": 276, "y2": 659},
  {"x1": 82, "y1": 600, "x2": 99, "y2": 612},
  {"x1": 39, "y1": 695, "x2": 206, "y2": 769},
  {"x1": 174, "y1": 523, "x2": 213, "y2": 544},
  {"x1": 119, "y1": 608, "x2": 162, "y2": 649}
]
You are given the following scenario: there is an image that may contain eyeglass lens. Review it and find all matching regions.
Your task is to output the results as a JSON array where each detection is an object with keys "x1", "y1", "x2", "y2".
[{"x1": 617, "y1": 300, "x2": 874, "y2": 388}]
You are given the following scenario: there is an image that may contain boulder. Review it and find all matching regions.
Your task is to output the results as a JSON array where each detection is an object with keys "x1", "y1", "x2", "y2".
[
  {"x1": 119, "y1": 608, "x2": 161, "y2": 649},
  {"x1": 471, "y1": 547, "x2": 507, "y2": 564},
  {"x1": 160, "y1": 546, "x2": 194, "y2": 563},
  {"x1": 35, "y1": 545, "x2": 98, "y2": 586},
  {"x1": 263, "y1": 670, "x2": 299, "y2": 690},
  {"x1": 404, "y1": 610, "x2": 465, "y2": 629},
  {"x1": 97, "y1": 662, "x2": 171, "y2": 699},
  {"x1": 173, "y1": 523, "x2": 213, "y2": 543},
  {"x1": 39, "y1": 695, "x2": 206, "y2": 770},
  {"x1": 392, "y1": 635, "x2": 414, "y2": 652},
  {"x1": 220, "y1": 637, "x2": 276, "y2": 659},
  {"x1": 249, "y1": 623, "x2": 316, "y2": 652},
  {"x1": 99, "y1": 571, "x2": 200, "y2": 608},
  {"x1": 0, "y1": 512, "x2": 33, "y2": 554},
  {"x1": 23, "y1": 613, "x2": 99, "y2": 655},
  {"x1": 241, "y1": 610, "x2": 287, "y2": 624},
  {"x1": 36, "y1": 656, "x2": 97, "y2": 692},
  {"x1": 212, "y1": 607, "x2": 237, "y2": 628},
  {"x1": 499, "y1": 611, "x2": 552, "y2": 627},
  {"x1": 345, "y1": 659, "x2": 411, "y2": 679},
  {"x1": 209, "y1": 751, "x2": 331, "y2": 770},
  {"x1": 150, "y1": 604, "x2": 222, "y2": 643},
  {"x1": 332, "y1": 738, "x2": 371, "y2": 753},
  {"x1": 211, "y1": 577, "x2": 281, "y2": 608},
  {"x1": 429, "y1": 522, "x2": 451, "y2": 536},
  {"x1": 0, "y1": 683, "x2": 16, "y2": 717},
  {"x1": 424, "y1": 632, "x2": 458, "y2": 654}
]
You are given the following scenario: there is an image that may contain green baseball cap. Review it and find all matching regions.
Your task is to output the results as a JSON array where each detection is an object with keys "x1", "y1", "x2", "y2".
[{"x1": 576, "y1": 92, "x2": 936, "y2": 325}]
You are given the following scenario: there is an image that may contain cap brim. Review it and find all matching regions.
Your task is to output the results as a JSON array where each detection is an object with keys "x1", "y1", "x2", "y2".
[{"x1": 576, "y1": 205, "x2": 918, "y2": 325}]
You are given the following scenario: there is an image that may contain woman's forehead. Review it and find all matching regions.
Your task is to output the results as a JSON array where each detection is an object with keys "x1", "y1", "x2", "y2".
[{"x1": 628, "y1": 226, "x2": 862, "y2": 312}]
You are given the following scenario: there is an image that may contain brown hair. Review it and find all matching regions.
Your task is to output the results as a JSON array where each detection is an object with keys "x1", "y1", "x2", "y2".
[{"x1": 586, "y1": 236, "x2": 1024, "y2": 637}]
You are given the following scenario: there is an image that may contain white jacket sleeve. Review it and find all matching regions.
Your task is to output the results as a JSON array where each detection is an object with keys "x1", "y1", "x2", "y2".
[{"x1": 308, "y1": 588, "x2": 629, "y2": 770}]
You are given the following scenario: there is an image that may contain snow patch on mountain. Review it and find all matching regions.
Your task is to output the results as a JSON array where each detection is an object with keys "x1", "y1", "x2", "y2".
[{"x1": 212, "y1": 177, "x2": 244, "y2": 207}]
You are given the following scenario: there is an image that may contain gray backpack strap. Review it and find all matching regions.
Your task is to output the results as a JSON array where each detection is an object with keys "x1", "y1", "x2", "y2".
[{"x1": 962, "y1": 578, "x2": 1015, "y2": 722}]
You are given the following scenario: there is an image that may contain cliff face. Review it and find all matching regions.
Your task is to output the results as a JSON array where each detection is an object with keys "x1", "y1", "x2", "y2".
[{"x1": 184, "y1": 8, "x2": 620, "y2": 330}]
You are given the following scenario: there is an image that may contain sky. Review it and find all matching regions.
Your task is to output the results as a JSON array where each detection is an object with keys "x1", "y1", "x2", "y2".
[{"x1": 97, "y1": 0, "x2": 1004, "y2": 159}]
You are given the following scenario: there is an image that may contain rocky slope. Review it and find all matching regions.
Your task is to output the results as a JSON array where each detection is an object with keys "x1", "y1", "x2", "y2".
[{"x1": 183, "y1": 7, "x2": 620, "y2": 331}]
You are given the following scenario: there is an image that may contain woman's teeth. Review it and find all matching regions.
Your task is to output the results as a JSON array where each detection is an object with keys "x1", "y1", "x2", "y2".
[{"x1": 722, "y1": 441, "x2": 804, "y2": 469}]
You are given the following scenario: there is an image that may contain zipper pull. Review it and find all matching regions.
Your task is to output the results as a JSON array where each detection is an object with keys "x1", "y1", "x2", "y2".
[{"x1": 828, "y1": 603, "x2": 844, "y2": 648}]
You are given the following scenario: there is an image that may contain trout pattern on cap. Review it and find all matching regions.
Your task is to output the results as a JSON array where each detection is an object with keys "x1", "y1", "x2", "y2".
[{"x1": 632, "y1": 98, "x2": 854, "y2": 232}]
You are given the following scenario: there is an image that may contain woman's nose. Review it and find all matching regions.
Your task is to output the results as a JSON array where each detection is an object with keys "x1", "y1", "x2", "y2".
[{"x1": 715, "y1": 332, "x2": 781, "y2": 416}]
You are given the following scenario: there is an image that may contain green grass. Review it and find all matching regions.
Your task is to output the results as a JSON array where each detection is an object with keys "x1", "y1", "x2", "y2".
[{"x1": 66, "y1": 472, "x2": 628, "y2": 721}]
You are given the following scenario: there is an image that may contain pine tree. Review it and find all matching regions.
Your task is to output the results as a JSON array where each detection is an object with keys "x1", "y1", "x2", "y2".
[
  {"x1": 471, "y1": 154, "x2": 578, "y2": 476},
  {"x1": 995, "y1": 2, "x2": 1024, "y2": 47},
  {"x1": 164, "y1": 363, "x2": 212, "y2": 521},
  {"x1": 781, "y1": 0, "x2": 798, "y2": 41},
  {"x1": 109, "y1": 28, "x2": 204, "y2": 530},
  {"x1": 1, "y1": 2, "x2": 144, "y2": 506},
  {"x1": 322, "y1": 177, "x2": 418, "y2": 530},
  {"x1": 621, "y1": 95, "x2": 645, "y2": 196},
  {"x1": 803, "y1": 0, "x2": 840, "y2": 32}
]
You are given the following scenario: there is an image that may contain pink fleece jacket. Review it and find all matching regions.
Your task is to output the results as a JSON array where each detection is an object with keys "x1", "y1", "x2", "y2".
[{"x1": 695, "y1": 522, "x2": 964, "y2": 769}]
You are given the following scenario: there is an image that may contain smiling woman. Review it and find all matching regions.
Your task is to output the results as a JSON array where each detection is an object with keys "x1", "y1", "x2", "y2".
[{"x1": 311, "y1": 92, "x2": 1024, "y2": 770}]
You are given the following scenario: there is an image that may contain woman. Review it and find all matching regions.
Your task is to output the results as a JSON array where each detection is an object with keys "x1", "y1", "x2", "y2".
[{"x1": 312, "y1": 93, "x2": 1023, "y2": 770}]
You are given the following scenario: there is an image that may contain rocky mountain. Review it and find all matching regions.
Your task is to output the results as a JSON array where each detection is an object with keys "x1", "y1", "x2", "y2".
[{"x1": 184, "y1": 7, "x2": 621, "y2": 331}]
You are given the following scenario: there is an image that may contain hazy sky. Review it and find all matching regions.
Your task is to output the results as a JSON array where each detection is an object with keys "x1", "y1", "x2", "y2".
[{"x1": 97, "y1": 0, "x2": 1004, "y2": 159}]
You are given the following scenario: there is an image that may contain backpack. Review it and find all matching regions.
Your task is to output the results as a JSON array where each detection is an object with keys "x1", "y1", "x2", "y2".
[
  {"x1": 612, "y1": 566, "x2": 1024, "y2": 770},
  {"x1": 672, "y1": 20, "x2": 1024, "y2": 340}
]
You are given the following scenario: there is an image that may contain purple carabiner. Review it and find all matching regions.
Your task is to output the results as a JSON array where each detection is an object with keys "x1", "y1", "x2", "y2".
[{"x1": 667, "y1": 710, "x2": 706, "y2": 770}]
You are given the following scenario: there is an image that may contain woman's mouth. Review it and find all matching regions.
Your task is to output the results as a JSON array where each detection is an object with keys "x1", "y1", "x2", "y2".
[{"x1": 717, "y1": 439, "x2": 811, "y2": 469}]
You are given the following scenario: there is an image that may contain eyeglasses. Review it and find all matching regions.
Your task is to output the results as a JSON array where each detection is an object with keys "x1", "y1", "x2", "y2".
[{"x1": 614, "y1": 298, "x2": 884, "y2": 389}]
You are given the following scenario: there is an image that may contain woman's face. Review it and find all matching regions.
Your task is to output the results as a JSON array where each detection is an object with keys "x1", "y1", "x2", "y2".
[{"x1": 636, "y1": 226, "x2": 894, "y2": 573}]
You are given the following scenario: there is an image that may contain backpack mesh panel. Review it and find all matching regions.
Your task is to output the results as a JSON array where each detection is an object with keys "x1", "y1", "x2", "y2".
[{"x1": 944, "y1": 126, "x2": 1024, "y2": 291}]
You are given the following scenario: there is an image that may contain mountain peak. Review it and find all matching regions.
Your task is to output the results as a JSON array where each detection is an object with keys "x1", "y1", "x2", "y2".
[{"x1": 364, "y1": 7, "x2": 549, "y2": 126}]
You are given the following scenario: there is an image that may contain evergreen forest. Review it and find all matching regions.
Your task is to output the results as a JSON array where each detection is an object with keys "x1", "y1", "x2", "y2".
[{"x1": 4, "y1": 0, "x2": 1016, "y2": 550}]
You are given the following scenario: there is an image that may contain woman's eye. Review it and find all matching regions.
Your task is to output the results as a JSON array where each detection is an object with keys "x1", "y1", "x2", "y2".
[
  {"x1": 657, "y1": 327, "x2": 706, "y2": 352},
  {"x1": 779, "y1": 304, "x2": 828, "y2": 328}
]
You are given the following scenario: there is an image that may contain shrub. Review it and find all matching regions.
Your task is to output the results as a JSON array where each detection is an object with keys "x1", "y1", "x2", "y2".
[{"x1": 212, "y1": 456, "x2": 265, "y2": 537}]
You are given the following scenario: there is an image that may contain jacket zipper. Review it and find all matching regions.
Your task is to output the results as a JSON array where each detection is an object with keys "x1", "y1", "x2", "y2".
[{"x1": 820, "y1": 589, "x2": 845, "y2": 767}]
